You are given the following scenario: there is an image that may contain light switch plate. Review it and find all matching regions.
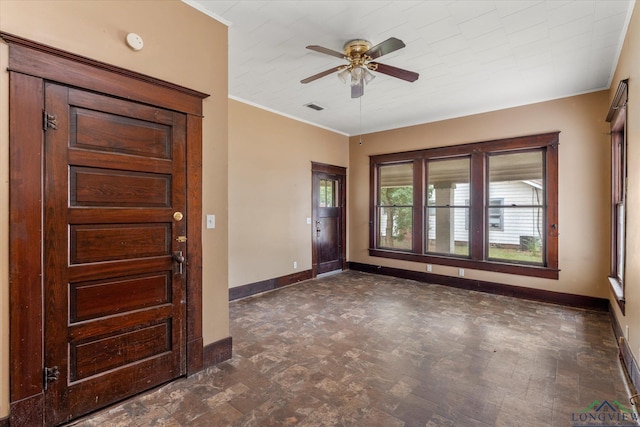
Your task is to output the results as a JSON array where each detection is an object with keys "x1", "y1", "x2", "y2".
[
  {"x1": 306, "y1": 217, "x2": 312, "y2": 225},
  {"x1": 206, "y1": 214, "x2": 215, "y2": 229}
]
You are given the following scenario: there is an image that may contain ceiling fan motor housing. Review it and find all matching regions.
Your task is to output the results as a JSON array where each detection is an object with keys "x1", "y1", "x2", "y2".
[{"x1": 344, "y1": 39, "x2": 372, "y2": 65}]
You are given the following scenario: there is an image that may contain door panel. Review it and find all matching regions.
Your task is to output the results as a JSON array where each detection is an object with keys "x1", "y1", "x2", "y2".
[
  {"x1": 318, "y1": 216, "x2": 339, "y2": 269},
  {"x1": 313, "y1": 170, "x2": 346, "y2": 275},
  {"x1": 71, "y1": 167, "x2": 172, "y2": 207},
  {"x1": 44, "y1": 83, "x2": 187, "y2": 425}
]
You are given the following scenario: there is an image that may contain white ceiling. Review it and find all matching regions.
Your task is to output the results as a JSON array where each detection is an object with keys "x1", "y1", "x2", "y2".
[{"x1": 185, "y1": 0, "x2": 635, "y2": 136}]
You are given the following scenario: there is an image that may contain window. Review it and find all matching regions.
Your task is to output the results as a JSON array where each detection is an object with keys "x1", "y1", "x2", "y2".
[
  {"x1": 488, "y1": 152, "x2": 544, "y2": 264},
  {"x1": 426, "y1": 157, "x2": 470, "y2": 257},
  {"x1": 607, "y1": 79, "x2": 628, "y2": 313},
  {"x1": 377, "y1": 163, "x2": 414, "y2": 251},
  {"x1": 370, "y1": 133, "x2": 559, "y2": 279}
]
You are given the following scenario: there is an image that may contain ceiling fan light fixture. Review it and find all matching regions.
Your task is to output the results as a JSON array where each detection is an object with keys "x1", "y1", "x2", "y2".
[
  {"x1": 362, "y1": 68, "x2": 375, "y2": 85},
  {"x1": 337, "y1": 68, "x2": 350, "y2": 83},
  {"x1": 351, "y1": 66, "x2": 364, "y2": 84}
]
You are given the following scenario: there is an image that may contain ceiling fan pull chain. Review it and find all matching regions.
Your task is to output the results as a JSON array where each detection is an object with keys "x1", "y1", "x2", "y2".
[{"x1": 359, "y1": 96, "x2": 363, "y2": 145}]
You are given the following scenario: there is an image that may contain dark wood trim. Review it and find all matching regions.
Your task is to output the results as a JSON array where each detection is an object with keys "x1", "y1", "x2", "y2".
[
  {"x1": 545, "y1": 142, "x2": 559, "y2": 270},
  {"x1": 9, "y1": 72, "x2": 44, "y2": 403},
  {"x1": 349, "y1": 262, "x2": 606, "y2": 311},
  {"x1": 229, "y1": 270, "x2": 313, "y2": 301},
  {"x1": 471, "y1": 152, "x2": 485, "y2": 260},
  {"x1": 276, "y1": 270, "x2": 314, "y2": 287},
  {"x1": 311, "y1": 162, "x2": 346, "y2": 175},
  {"x1": 412, "y1": 159, "x2": 424, "y2": 253},
  {"x1": 0, "y1": 32, "x2": 207, "y2": 116},
  {"x1": 607, "y1": 79, "x2": 628, "y2": 315},
  {"x1": 609, "y1": 306, "x2": 640, "y2": 393},
  {"x1": 202, "y1": 337, "x2": 233, "y2": 368},
  {"x1": 607, "y1": 79, "x2": 629, "y2": 123},
  {"x1": 368, "y1": 249, "x2": 560, "y2": 279},
  {"x1": 186, "y1": 114, "x2": 204, "y2": 375},
  {"x1": 9, "y1": 394, "x2": 44, "y2": 427},
  {"x1": 369, "y1": 159, "x2": 377, "y2": 250},
  {"x1": 370, "y1": 132, "x2": 561, "y2": 163}
]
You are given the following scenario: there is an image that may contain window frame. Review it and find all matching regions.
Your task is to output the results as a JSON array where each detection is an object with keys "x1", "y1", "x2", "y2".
[
  {"x1": 369, "y1": 132, "x2": 559, "y2": 279},
  {"x1": 607, "y1": 79, "x2": 628, "y2": 314}
]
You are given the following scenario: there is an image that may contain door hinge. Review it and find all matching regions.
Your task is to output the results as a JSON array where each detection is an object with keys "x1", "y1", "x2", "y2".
[
  {"x1": 44, "y1": 366, "x2": 60, "y2": 390},
  {"x1": 43, "y1": 111, "x2": 58, "y2": 130}
]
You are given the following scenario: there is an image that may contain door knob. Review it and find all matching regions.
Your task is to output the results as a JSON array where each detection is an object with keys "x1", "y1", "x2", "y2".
[{"x1": 173, "y1": 251, "x2": 185, "y2": 274}]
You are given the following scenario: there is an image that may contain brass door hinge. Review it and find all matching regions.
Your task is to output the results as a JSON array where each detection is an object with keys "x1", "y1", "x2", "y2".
[{"x1": 44, "y1": 366, "x2": 60, "y2": 390}]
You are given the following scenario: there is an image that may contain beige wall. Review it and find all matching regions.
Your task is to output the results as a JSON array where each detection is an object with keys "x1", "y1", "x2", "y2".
[
  {"x1": 349, "y1": 90, "x2": 611, "y2": 298},
  {"x1": 228, "y1": 99, "x2": 349, "y2": 288},
  {"x1": 0, "y1": 0, "x2": 229, "y2": 418},
  {"x1": 609, "y1": 4, "x2": 640, "y2": 370}
]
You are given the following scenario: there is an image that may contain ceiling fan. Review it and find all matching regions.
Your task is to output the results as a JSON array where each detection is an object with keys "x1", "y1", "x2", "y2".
[{"x1": 300, "y1": 37, "x2": 419, "y2": 98}]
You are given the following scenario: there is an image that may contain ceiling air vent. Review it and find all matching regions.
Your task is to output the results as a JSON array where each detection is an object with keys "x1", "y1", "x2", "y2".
[{"x1": 304, "y1": 102, "x2": 324, "y2": 111}]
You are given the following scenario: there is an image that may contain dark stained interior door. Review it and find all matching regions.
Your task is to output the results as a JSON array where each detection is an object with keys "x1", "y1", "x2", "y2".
[
  {"x1": 313, "y1": 170, "x2": 345, "y2": 275},
  {"x1": 44, "y1": 83, "x2": 187, "y2": 425}
]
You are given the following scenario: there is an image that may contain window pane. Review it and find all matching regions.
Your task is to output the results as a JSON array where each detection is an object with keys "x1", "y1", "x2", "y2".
[
  {"x1": 378, "y1": 163, "x2": 413, "y2": 251},
  {"x1": 426, "y1": 158, "x2": 469, "y2": 256},
  {"x1": 319, "y1": 179, "x2": 338, "y2": 208},
  {"x1": 488, "y1": 207, "x2": 544, "y2": 264},
  {"x1": 426, "y1": 207, "x2": 469, "y2": 256},
  {"x1": 488, "y1": 152, "x2": 544, "y2": 265},
  {"x1": 617, "y1": 202, "x2": 625, "y2": 281},
  {"x1": 378, "y1": 207, "x2": 412, "y2": 250},
  {"x1": 379, "y1": 163, "x2": 413, "y2": 206},
  {"x1": 427, "y1": 158, "x2": 470, "y2": 206},
  {"x1": 319, "y1": 179, "x2": 327, "y2": 207},
  {"x1": 489, "y1": 151, "x2": 544, "y2": 200}
]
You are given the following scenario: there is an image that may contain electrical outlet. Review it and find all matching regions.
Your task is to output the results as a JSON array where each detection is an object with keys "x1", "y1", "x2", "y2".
[
  {"x1": 293, "y1": 261, "x2": 297, "y2": 269},
  {"x1": 458, "y1": 268, "x2": 465, "y2": 277},
  {"x1": 427, "y1": 264, "x2": 432, "y2": 272}
]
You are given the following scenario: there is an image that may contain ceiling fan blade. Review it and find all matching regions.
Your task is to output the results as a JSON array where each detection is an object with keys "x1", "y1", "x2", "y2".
[
  {"x1": 370, "y1": 62, "x2": 419, "y2": 82},
  {"x1": 306, "y1": 45, "x2": 346, "y2": 59},
  {"x1": 300, "y1": 66, "x2": 345, "y2": 84},
  {"x1": 351, "y1": 83, "x2": 364, "y2": 99},
  {"x1": 364, "y1": 37, "x2": 406, "y2": 60}
]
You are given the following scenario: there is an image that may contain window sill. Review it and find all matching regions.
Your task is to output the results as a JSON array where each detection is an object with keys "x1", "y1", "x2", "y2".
[
  {"x1": 608, "y1": 276, "x2": 625, "y2": 314},
  {"x1": 369, "y1": 249, "x2": 559, "y2": 279}
]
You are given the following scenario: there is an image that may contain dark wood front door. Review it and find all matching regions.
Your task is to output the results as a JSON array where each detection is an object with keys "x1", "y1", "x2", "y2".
[
  {"x1": 43, "y1": 83, "x2": 187, "y2": 425},
  {"x1": 312, "y1": 163, "x2": 346, "y2": 276}
]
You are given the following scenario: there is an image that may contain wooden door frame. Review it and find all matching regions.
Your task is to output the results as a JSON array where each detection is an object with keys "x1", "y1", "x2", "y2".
[
  {"x1": 311, "y1": 162, "x2": 347, "y2": 277},
  {"x1": 2, "y1": 33, "x2": 209, "y2": 426}
]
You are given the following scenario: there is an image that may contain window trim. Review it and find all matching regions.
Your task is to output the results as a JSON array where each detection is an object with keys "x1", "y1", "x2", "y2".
[
  {"x1": 607, "y1": 79, "x2": 628, "y2": 314},
  {"x1": 369, "y1": 132, "x2": 560, "y2": 279}
]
